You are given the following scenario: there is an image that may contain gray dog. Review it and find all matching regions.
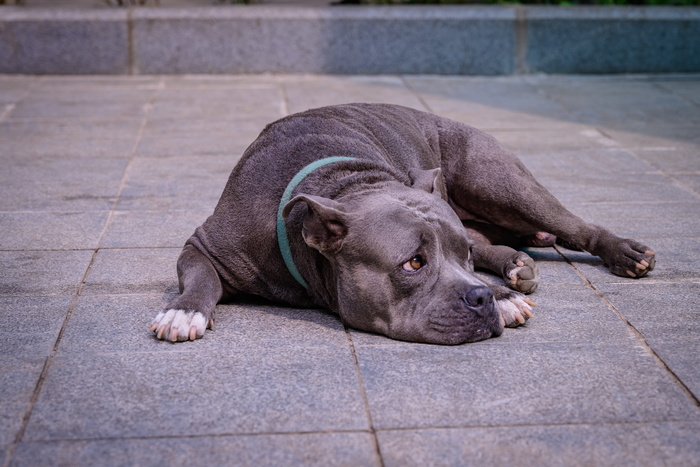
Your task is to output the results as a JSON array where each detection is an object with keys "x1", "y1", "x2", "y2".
[{"x1": 150, "y1": 104, "x2": 655, "y2": 345}]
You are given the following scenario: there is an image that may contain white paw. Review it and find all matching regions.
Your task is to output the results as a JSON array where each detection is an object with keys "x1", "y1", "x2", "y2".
[
  {"x1": 507, "y1": 265, "x2": 525, "y2": 284},
  {"x1": 496, "y1": 295, "x2": 535, "y2": 328},
  {"x1": 149, "y1": 309, "x2": 208, "y2": 342}
]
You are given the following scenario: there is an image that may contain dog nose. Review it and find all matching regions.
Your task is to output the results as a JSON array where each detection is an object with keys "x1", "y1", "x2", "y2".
[{"x1": 462, "y1": 286, "x2": 494, "y2": 316}]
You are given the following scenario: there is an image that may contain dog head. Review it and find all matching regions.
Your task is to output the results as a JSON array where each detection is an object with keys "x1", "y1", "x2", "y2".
[{"x1": 283, "y1": 168, "x2": 503, "y2": 344}]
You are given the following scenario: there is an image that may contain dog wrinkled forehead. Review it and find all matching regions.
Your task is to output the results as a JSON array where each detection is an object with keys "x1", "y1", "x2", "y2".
[
  {"x1": 395, "y1": 189, "x2": 471, "y2": 241},
  {"x1": 346, "y1": 190, "x2": 472, "y2": 262}
]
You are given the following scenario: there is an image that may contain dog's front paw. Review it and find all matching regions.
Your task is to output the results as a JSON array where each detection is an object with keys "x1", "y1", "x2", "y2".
[
  {"x1": 149, "y1": 309, "x2": 212, "y2": 342},
  {"x1": 505, "y1": 252, "x2": 539, "y2": 294},
  {"x1": 496, "y1": 294, "x2": 535, "y2": 328}
]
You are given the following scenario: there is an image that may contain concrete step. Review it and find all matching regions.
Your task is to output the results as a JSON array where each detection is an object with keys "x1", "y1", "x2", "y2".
[{"x1": 1, "y1": 5, "x2": 699, "y2": 74}]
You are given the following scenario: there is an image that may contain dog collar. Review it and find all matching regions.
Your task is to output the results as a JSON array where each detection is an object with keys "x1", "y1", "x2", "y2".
[{"x1": 276, "y1": 156, "x2": 356, "y2": 289}]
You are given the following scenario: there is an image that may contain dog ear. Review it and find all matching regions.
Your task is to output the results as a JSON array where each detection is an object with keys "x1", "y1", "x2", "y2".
[
  {"x1": 283, "y1": 194, "x2": 348, "y2": 253},
  {"x1": 409, "y1": 168, "x2": 448, "y2": 201}
]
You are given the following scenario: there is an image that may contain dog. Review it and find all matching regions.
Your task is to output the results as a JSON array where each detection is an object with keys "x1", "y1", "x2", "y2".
[{"x1": 150, "y1": 104, "x2": 655, "y2": 345}]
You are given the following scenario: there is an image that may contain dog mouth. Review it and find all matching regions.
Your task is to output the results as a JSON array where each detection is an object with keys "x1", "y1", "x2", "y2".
[{"x1": 428, "y1": 311, "x2": 503, "y2": 345}]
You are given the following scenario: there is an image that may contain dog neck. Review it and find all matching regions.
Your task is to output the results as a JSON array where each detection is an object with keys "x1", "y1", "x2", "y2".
[{"x1": 276, "y1": 156, "x2": 356, "y2": 289}]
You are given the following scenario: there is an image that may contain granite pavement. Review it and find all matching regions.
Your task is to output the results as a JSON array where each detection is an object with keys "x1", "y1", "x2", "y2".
[{"x1": 1, "y1": 73, "x2": 699, "y2": 466}]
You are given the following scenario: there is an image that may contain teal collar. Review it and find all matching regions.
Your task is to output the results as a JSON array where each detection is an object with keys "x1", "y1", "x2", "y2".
[{"x1": 276, "y1": 157, "x2": 356, "y2": 289}]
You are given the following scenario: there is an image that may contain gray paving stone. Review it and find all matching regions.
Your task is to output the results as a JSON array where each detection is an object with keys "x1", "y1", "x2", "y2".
[
  {"x1": 0, "y1": 296, "x2": 70, "y2": 357},
  {"x1": 1, "y1": 74, "x2": 699, "y2": 467},
  {"x1": 672, "y1": 174, "x2": 700, "y2": 196},
  {"x1": 351, "y1": 283, "x2": 635, "y2": 348},
  {"x1": 81, "y1": 248, "x2": 180, "y2": 295},
  {"x1": 0, "y1": 135, "x2": 133, "y2": 160},
  {"x1": 378, "y1": 421, "x2": 700, "y2": 467},
  {"x1": 136, "y1": 119, "x2": 261, "y2": 158},
  {"x1": 0, "y1": 119, "x2": 144, "y2": 146},
  {"x1": 596, "y1": 282, "x2": 700, "y2": 340},
  {"x1": 210, "y1": 302, "x2": 347, "y2": 349},
  {"x1": 23, "y1": 346, "x2": 369, "y2": 441},
  {"x1": 534, "y1": 172, "x2": 698, "y2": 206},
  {"x1": 149, "y1": 86, "x2": 285, "y2": 122},
  {"x1": 0, "y1": 120, "x2": 142, "y2": 159},
  {"x1": 58, "y1": 293, "x2": 175, "y2": 354},
  {"x1": 0, "y1": 212, "x2": 108, "y2": 251},
  {"x1": 12, "y1": 431, "x2": 380, "y2": 467},
  {"x1": 0, "y1": 157, "x2": 128, "y2": 211},
  {"x1": 515, "y1": 147, "x2": 657, "y2": 178},
  {"x1": 142, "y1": 115, "x2": 270, "y2": 134},
  {"x1": 59, "y1": 294, "x2": 347, "y2": 354},
  {"x1": 283, "y1": 75, "x2": 424, "y2": 115},
  {"x1": 0, "y1": 250, "x2": 93, "y2": 297},
  {"x1": 531, "y1": 67, "x2": 700, "y2": 112},
  {"x1": 100, "y1": 210, "x2": 206, "y2": 249},
  {"x1": 656, "y1": 77, "x2": 700, "y2": 106},
  {"x1": 0, "y1": 356, "x2": 45, "y2": 446},
  {"x1": 116, "y1": 156, "x2": 235, "y2": 210},
  {"x1": 356, "y1": 341, "x2": 696, "y2": 429},
  {"x1": 10, "y1": 89, "x2": 153, "y2": 120},
  {"x1": 633, "y1": 147, "x2": 700, "y2": 173},
  {"x1": 161, "y1": 75, "x2": 282, "y2": 89},
  {"x1": 30, "y1": 75, "x2": 163, "y2": 92},
  {"x1": 602, "y1": 125, "x2": 700, "y2": 150},
  {"x1": 406, "y1": 76, "x2": 573, "y2": 130},
  {"x1": 0, "y1": 76, "x2": 36, "y2": 105},
  {"x1": 648, "y1": 338, "x2": 700, "y2": 400},
  {"x1": 1, "y1": 104, "x2": 13, "y2": 120},
  {"x1": 490, "y1": 282, "x2": 635, "y2": 345},
  {"x1": 490, "y1": 127, "x2": 618, "y2": 153},
  {"x1": 561, "y1": 202, "x2": 700, "y2": 239}
]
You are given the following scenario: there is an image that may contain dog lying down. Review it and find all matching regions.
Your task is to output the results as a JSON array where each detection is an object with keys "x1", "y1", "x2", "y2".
[{"x1": 150, "y1": 103, "x2": 655, "y2": 345}]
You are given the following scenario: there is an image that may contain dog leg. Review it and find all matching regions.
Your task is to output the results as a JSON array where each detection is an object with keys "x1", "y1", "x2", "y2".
[
  {"x1": 441, "y1": 125, "x2": 655, "y2": 279},
  {"x1": 464, "y1": 222, "x2": 539, "y2": 294},
  {"x1": 149, "y1": 244, "x2": 222, "y2": 342}
]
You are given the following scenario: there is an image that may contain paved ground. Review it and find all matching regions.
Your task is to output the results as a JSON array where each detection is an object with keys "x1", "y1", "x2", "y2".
[{"x1": 1, "y1": 73, "x2": 699, "y2": 466}]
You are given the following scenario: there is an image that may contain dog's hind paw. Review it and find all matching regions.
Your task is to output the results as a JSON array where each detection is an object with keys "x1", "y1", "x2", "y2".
[
  {"x1": 606, "y1": 239, "x2": 655, "y2": 279},
  {"x1": 496, "y1": 294, "x2": 535, "y2": 328},
  {"x1": 149, "y1": 309, "x2": 212, "y2": 342}
]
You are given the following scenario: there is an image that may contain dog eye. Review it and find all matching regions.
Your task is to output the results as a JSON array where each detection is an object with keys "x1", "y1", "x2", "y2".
[{"x1": 402, "y1": 255, "x2": 426, "y2": 272}]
